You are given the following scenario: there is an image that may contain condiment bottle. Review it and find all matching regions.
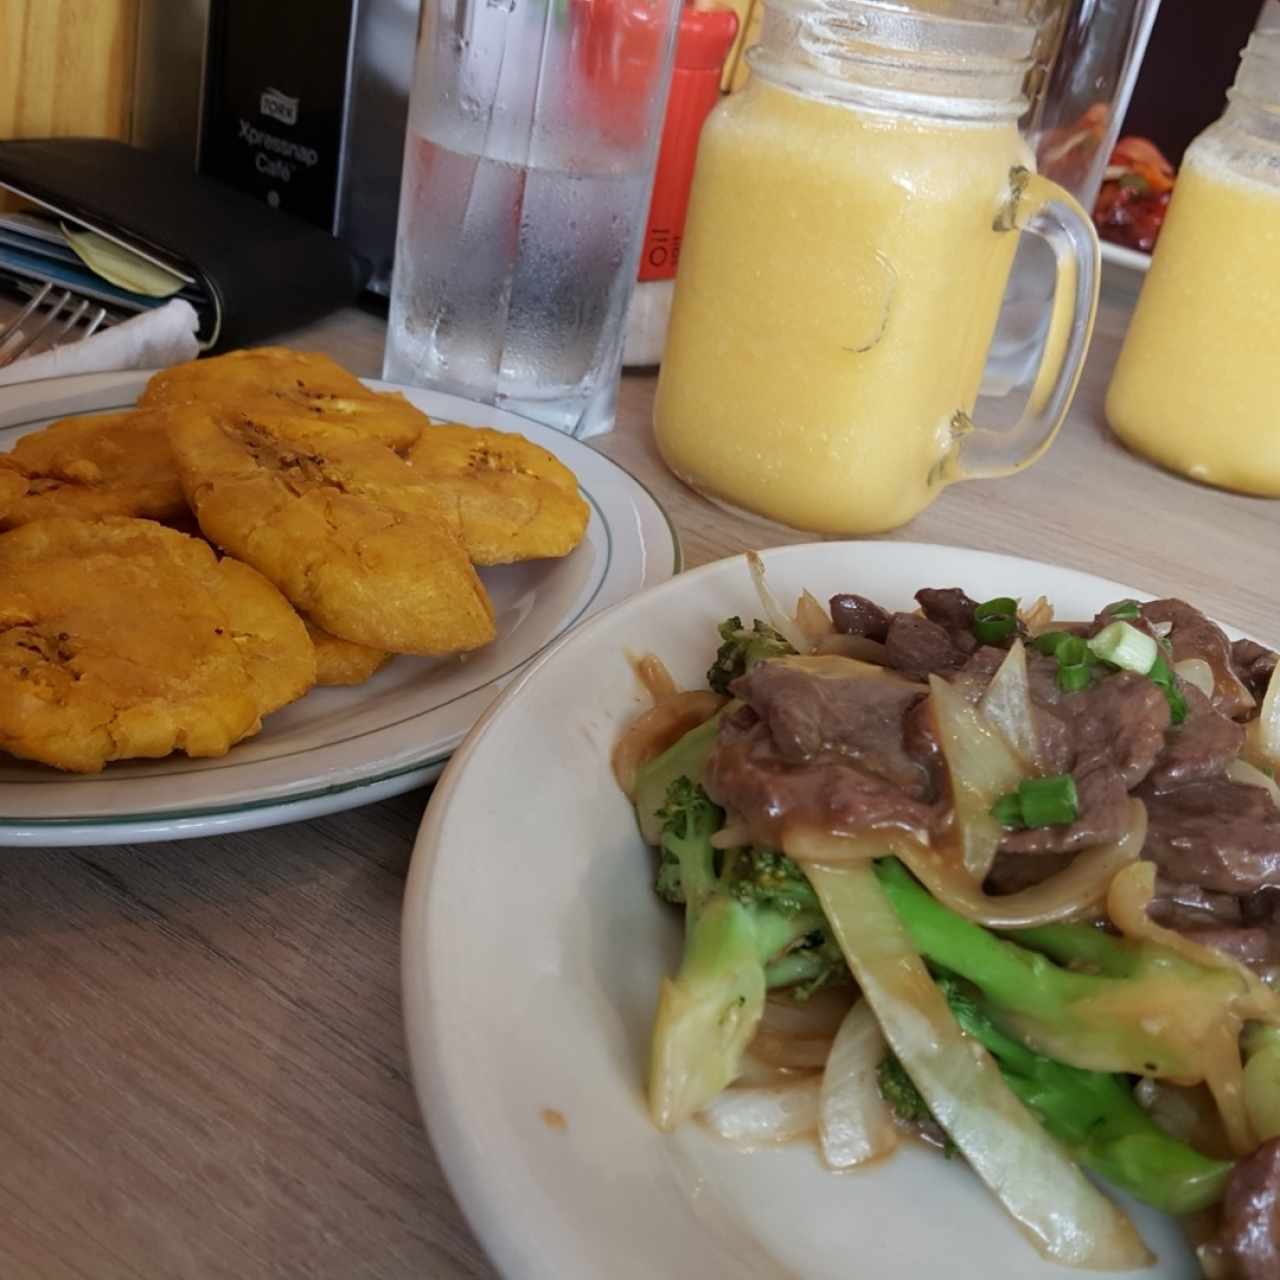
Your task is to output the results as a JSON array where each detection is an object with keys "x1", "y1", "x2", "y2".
[
  {"x1": 1105, "y1": 27, "x2": 1280, "y2": 495},
  {"x1": 624, "y1": 4, "x2": 739, "y2": 367},
  {"x1": 652, "y1": 0, "x2": 1101, "y2": 536}
]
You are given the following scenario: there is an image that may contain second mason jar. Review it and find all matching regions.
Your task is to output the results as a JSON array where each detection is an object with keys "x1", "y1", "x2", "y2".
[
  {"x1": 1105, "y1": 26, "x2": 1280, "y2": 496},
  {"x1": 653, "y1": 0, "x2": 1100, "y2": 535}
]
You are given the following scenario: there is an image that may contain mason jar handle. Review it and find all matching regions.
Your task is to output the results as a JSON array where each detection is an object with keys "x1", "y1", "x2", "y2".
[{"x1": 950, "y1": 168, "x2": 1100, "y2": 480}]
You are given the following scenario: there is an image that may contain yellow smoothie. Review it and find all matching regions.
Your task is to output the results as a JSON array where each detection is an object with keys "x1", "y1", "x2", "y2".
[
  {"x1": 1106, "y1": 140, "x2": 1280, "y2": 495},
  {"x1": 653, "y1": 79, "x2": 1032, "y2": 534}
]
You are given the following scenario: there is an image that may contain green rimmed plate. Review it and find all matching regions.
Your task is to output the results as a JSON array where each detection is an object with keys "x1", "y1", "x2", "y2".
[{"x1": 0, "y1": 371, "x2": 680, "y2": 846}]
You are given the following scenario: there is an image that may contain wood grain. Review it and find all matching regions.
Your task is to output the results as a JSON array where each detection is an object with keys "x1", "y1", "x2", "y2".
[
  {"x1": 1, "y1": 272, "x2": 1277, "y2": 1279},
  {"x1": 0, "y1": 0, "x2": 139, "y2": 141}
]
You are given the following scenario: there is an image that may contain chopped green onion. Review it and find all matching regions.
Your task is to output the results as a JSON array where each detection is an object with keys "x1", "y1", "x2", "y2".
[
  {"x1": 990, "y1": 793, "x2": 1025, "y2": 827},
  {"x1": 973, "y1": 597, "x2": 1019, "y2": 646},
  {"x1": 1058, "y1": 664, "x2": 1092, "y2": 693},
  {"x1": 1056, "y1": 636, "x2": 1089, "y2": 668},
  {"x1": 1031, "y1": 631, "x2": 1096, "y2": 692},
  {"x1": 1087, "y1": 621, "x2": 1159, "y2": 675},
  {"x1": 1107, "y1": 600, "x2": 1141, "y2": 621},
  {"x1": 1031, "y1": 630, "x2": 1075, "y2": 657},
  {"x1": 1147, "y1": 654, "x2": 1188, "y2": 725},
  {"x1": 991, "y1": 775, "x2": 1080, "y2": 829}
]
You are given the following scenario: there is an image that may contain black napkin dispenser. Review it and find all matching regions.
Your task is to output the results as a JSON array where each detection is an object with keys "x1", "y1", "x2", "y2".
[{"x1": 0, "y1": 137, "x2": 370, "y2": 352}]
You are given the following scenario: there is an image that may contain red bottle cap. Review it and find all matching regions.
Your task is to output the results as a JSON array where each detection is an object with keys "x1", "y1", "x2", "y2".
[{"x1": 639, "y1": 4, "x2": 738, "y2": 282}]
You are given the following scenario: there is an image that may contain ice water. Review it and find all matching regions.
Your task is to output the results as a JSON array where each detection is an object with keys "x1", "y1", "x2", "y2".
[{"x1": 384, "y1": 128, "x2": 651, "y2": 436}]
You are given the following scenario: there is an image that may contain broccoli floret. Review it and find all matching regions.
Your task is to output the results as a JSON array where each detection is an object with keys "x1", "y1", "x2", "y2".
[
  {"x1": 877, "y1": 1054, "x2": 931, "y2": 1125},
  {"x1": 633, "y1": 712, "x2": 724, "y2": 846},
  {"x1": 877, "y1": 1055, "x2": 956, "y2": 1156},
  {"x1": 727, "y1": 847, "x2": 820, "y2": 916},
  {"x1": 654, "y1": 847, "x2": 685, "y2": 905},
  {"x1": 706, "y1": 616, "x2": 794, "y2": 695},
  {"x1": 764, "y1": 930, "x2": 849, "y2": 999},
  {"x1": 646, "y1": 777, "x2": 837, "y2": 1129}
]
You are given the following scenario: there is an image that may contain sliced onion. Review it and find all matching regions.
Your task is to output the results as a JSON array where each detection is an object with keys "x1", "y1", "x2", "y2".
[
  {"x1": 1226, "y1": 757, "x2": 1280, "y2": 808},
  {"x1": 813, "y1": 633, "x2": 891, "y2": 664},
  {"x1": 784, "y1": 801, "x2": 1146, "y2": 930},
  {"x1": 1107, "y1": 861, "x2": 1280, "y2": 1155},
  {"x1": 930, "y1": 674, "x2": 1028, "y2": 882},
  {"x1": 1246, "y1": 663, "x2": 1280, "y2": 770},
  {"x1": 807, "y1": 862, "x2": 1151, "y2": 1269},
  {"x1": 978, "y1": 640, "x2": 1044, "y2": 771},
  {"x1": 758, "y1": 989, "x2": 856, "y2": 1040},
  {"x1": 611, "y1": 691, "x2": 724, "y2": 799},
  {"x1": 748, "y1": 1029, "x2": 836, "y2": 1071},
  {"x1": 1243, "y1": 1033, "x2": 1280, "y2": 1146},
  {"x1": 820, "y1": 1000, "x2": 898, "y2": 1170},
  {"x1": 746, "y1": 550, "x2": 808, "y2": 655},
  {"x1": 1018, "y1": 595, "x2": 1055, "y2": 637},
  {"x1": 631, "y1": 653, "x2": 678, "y2": 703},
  {"x1": 699, "y1": 1077, "x2": 822, "y2": 1149},
  {"x1": 1174, "y1": 657, "x2": 1216, "y2": 700},
  {"x1": 1134, "y1": 1079, "x2": 1232, "y2": 1157},
  {"x1": 794, "y1": 590, "x2": 835, "y2": 648},
  {"x1": 710, "y1": 821, "x2": 754, "y2": 850}
]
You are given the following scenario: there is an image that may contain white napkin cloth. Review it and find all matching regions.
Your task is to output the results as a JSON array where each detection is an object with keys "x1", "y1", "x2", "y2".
[{"x1": 0, "y1": 298, "x2": 200, "y2": 389}]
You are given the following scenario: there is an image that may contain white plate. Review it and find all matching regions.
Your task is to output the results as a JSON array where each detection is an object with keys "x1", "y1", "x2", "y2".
[
  {"x1": 404, "y1": 541, "x2": 1259, "y2": 1280},
  {"x1": 0, "y1": 371, "x2": 679, "y2": 846}
]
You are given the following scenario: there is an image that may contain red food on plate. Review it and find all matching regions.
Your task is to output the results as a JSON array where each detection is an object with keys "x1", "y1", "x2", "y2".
[{"x1": 1094, "y1": 135, "x2": 1177, "y2": 255}]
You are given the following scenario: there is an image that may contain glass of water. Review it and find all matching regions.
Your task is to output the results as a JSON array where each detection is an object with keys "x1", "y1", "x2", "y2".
[{"x1": 383, "y1": 0, "x2": 682, "y2": 437}]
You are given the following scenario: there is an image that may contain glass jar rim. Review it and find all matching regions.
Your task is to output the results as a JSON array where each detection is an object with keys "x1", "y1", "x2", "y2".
[
  {"x1": 1230, "y1": 28, "x2": 1280, "y2": 113},
  {"x1": 747, "y1": 0, "x2": 1037, "y2": 123}
]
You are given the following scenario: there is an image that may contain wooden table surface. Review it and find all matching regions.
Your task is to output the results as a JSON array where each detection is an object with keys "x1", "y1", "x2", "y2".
[{"x1": 3, "y1": 271, "x2": 1278, "y2": 1279}]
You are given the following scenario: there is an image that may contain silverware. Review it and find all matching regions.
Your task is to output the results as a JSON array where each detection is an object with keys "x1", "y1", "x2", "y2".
[{"x1": 0, "y1": 282, "x2": 111, "y2": 370}]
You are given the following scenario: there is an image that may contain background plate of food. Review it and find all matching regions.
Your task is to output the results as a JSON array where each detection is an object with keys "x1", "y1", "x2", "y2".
[
  {"x1": 0, "y1": 352, "x2": 679, "y2": 845},
  {"x1": 403, "y1": 540, "x2": 1280, "y2": 1280}
]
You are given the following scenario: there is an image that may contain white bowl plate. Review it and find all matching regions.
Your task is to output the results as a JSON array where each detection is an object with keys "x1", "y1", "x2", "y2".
[{"x1": 403, "y1": 541, "x2": 1255, "y2": 1280}]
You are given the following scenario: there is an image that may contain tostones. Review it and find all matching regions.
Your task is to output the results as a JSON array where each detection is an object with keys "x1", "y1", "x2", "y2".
[
  {"x1": 0, "y1": 517, "x2": 315, "y2": 772},
  {"x1": 406, "y1": 424, "x2": 589, "y2": 565},
  {"x1": 140, "y1": 347, "x2": 429, "y2": 450},
  {"x1": 0, "y1": 467, "x2": 26, "y2": 520},
  {"x1": 0, "y1": 409, "x2": 187, "y2": 529},
  {"x1": 166, "y1": 399, "x2": 496, "y2": 656},
  {"x1": 304, "y1": 618, "x2": 393, "y2": 686}
]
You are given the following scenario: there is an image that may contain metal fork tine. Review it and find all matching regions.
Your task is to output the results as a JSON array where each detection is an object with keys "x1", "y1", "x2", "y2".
[
  {"x1": 20, "y1": 288, "x2": 74, "y2": 349},
  {"x1": 51, "y1": 297, "x2": 91, "y2": 345},
  {"x1": 81, "y1": 307, "x2": 108, "y2": 340},
  {"x1": 0, "y1": 281, "x2": 55, "y2": 366}
]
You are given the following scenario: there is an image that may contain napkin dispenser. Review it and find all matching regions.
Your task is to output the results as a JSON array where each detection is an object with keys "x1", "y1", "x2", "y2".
[
  {"x1": 198, "y1": 0, "x2": 418, "y2": 296},
  {"x1": 0, "y1": 137, "x2": 369, "y2": 351}
]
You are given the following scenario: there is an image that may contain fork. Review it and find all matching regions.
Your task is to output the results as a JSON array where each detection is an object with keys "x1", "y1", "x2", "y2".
[{"x1": 0, "y1": 282, "x2": 110, "y2": 370}]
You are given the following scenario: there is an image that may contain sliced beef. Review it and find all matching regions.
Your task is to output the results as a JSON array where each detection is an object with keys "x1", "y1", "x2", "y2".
[
  {"x1": 829, "y1": 593, "x2": 891, "y2": 642},
  {"x1": 1146, "y1": 685, "x2": 1245, "y2": 792},
  {"x1": 1233, "y1": 637, "x2": 1279, "y2": 705},
  {"x1": 1068, "y1": 672, "x2": 1170, "y2": 788},
  {"x1": 1139, "y1": 778, "x2": 1280, "y2": 895},
  {"x1": 728, "y1": 661, "x2": 928, "y2": 793},
  {"x1": 1180, "y1": 927, "x2": 1277, "y2": 968},
  {"x1": 1209, "y1": 1138, "x2": 1280, "y2": 1279},
  {"x1": 705, "y1": 709, "x2": 935, "y2": 846},
  {"x1": 985, "y1": 851, "x2": 1073, "y2": 895},
  {"x1": 885, "y1": 613, "x2": 969, "y2": 679},
  {"x1": 999, "y1": 765, "x2": 1133, "y2": 854},
  {"x1": 1141, "y1": 598, "x2": 1254, "y2": 719},
  {"x1": 1147, "y1": 879, "x2": 1243, "y2": 929},
  {"x1": 707, "y1": 661, "x2": 943, "y2": 844},
  {"x1": 915, "y1": 588, "x2": 980, "y2": 646},
  {"x1": 994, "y1": 673, "x2": 1168, "y2": 856}
]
